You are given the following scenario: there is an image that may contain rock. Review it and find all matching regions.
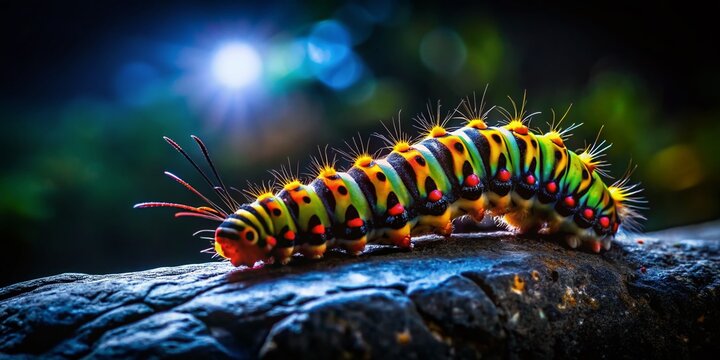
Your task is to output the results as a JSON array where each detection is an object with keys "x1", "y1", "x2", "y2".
[{"x1": 1, "y1": 222, "x2": 718, "y2": 359}]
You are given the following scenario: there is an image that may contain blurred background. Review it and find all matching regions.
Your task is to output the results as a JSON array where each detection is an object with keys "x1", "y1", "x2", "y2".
[{"x1": 1, "y1": 0, "x2": 717, "y2": 286}]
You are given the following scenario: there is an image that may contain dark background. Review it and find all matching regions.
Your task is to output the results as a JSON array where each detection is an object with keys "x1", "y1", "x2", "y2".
[{"x1": 1, "y1": 0, "x2": 718, "y2": 286}]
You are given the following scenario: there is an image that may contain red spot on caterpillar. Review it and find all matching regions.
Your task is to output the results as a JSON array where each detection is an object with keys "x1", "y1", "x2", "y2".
[
  {"x1": 563, "y1": 196, "x2": 575, "y2": 208},
  {"x1": 311, "y1": 224, "x2": 325, "y2": 235},
  {"x1": 599, "y1": 216, "x2": 610, "y2": 228},
  {"x1": 284, "y1": 230, "x2": 295, "y2": 241},
  {"x1": 526, "y1": 174, "x2": 536, "y2": 185},
  {"x1": 428, "y1": 189, "x2": 443, "y2": 202},
  {"x1": 465, "y1": 174, "x2": 480, "y2": 187},
  {"x1": 514, "y1": 126, "x2": 528, "y2": 135},
  {"x1": 347, "y1": 218, "x2": 364, "y2": 228},
  {"x1": 497, "y1": 169, "x2": 511, "y2": 182},
  {"x1": 266, "y1": 236, "x2": 277, "y2": 247},
  {"x1": 388, "y1": 203, "x2": 404, "y2": 216},
  {"x1": 545, "y1": 181, "x2": 557, "y2": 193},
  {"x1": 583, "y1": 208, "x2": 594, "y2": 220}
]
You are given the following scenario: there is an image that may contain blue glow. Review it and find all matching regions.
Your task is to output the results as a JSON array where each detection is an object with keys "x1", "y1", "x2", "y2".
[
  {"x1": 114, "y1": 62, "x2": 159, "y2": 106},
  {"x1": 314, "y1": 52, "x2": 364, "y2": 90},
  {"x1": 211, "y1": 42, "x2": 263, "y2": 89},
  {"x1": 306, "y1": 20, "x2": 351, "y2": 66},
  {"x1": 267, "y1": 40, "x2": 307, "y2": 79}
]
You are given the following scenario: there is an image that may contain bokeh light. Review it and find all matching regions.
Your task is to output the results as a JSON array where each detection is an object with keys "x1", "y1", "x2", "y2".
[
  {"x1": 267, "y1": 40, "x2": 307, "y2": 81},
  {"x1": 419, "y1": 28, "x2": 467, "y2": 76},
  {"x1": 211, "y1": 42, "x2": 262, "y2": 89},
  {"x1": 304, "y1": 20, "x2": 368, "y2": 90},
  {"x1": 648, "y1": 144, "x2": 704, "y2": 191},
  {"x1": 307, "y1": 20, "x2": 351, "y2": 66},
  {"x1": 315, "y1": 52, "x2": 365, "y2": 90}
]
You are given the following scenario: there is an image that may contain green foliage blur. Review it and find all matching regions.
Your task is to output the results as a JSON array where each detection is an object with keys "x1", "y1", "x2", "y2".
[{"x1": 1, "y1": 1, "x2": 717, "y2": 285}]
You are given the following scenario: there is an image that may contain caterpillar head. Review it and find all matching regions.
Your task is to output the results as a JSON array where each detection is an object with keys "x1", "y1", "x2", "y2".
[{"x1": 214, "y1": 213, "x2": 276, "y2": 267}]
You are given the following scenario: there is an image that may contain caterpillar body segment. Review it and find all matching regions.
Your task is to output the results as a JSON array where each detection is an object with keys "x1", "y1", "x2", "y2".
[{"x1": 136, "y1": 94, "x2": 643, "y2": 267}]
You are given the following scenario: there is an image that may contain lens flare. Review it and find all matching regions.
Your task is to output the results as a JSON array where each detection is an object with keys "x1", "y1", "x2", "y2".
[{"x1": 211, "y1": 42, "x2": 262, "y2": 89}]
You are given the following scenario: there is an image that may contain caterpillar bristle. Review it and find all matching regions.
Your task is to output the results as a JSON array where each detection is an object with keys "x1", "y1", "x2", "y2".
[
  {"x1": 269, "y1": 159, "x2": 302, "y2": 190},
  {"x1": 455, "y1": 84, "x2": 494, "y2": 124},
  {"x1": 162, "y1": 136, "x2": 237, "y2": 215},
  {"x1": 173, "y1": 211, "x2": 224, "y2": 221},
  {"x1": 608, "y1": 162, "x2": 647, "y2": 233},
  {"x1": 541, "y1": 107, "x2": 582, "y2": 148},
  {"x1": 413, "y1": 100, "x2": 457, "y2": 137},
  {"x1": 229, "y1": 187, "x2": 247, "y2": 201},
  {"x1": 307, "y1": 145, "x2": 338, "y2": 179},
  {"x1": 163, "y1": 171, "x2": 229, "y2": 217},
  {"x1": 577, "y1": 126, "x2": 614, "y2": 178},
  {"x1": 546, "y1": 105, "x2": 579, "y2": 136},
  {"x1": 333, "y1": 134, "x2": 379, "y2": 169},
  {"x1": 192, "y1": 229, "x2": 216, "y2": 237},
  {"x1": 243, "y1": 180, "x2": 277, "y2": 202},
  {"x1": 373, "y1": 112, "x2": 417, "y2": 153},
  {"x1": 497, "y1": 90, "x2": 541, "y2": 126},
  {"x1": 133, "y1": 202, "x2": 223, "y2": 220},
  {"x1": 190, "y1": 135, "x2": 239, "y2": 210},
  {"x1": 196, "y1": 206, "x2": 223, "y2": 216}
]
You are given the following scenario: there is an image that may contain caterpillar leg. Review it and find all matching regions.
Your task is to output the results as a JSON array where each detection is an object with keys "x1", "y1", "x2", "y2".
[
  {"x1": 435, "y1": 221, "x2": 454, "y2": 237},
  {"x1": 336, "y1": 235, "x2": 368, "y2": 256},
  {"x1": 582, "y1": 236, "x2": 612, "y2": 253},
  {"x1": 299, "y1": 243, "x2": 327, "y2": 260},
  {"x1": 386, "y1": 224, "x2": 412, "y2": 249},
  {"x1": 450, "y1": 197, "x2": 485, "y2": 220},
  {"x1": 555, "y1": 232, "x2": 611, "y2": 253},
  {"x1": 504, "y1": 210, "x2": 543, "y2": 234},
  {"x1": 272, "y1": 246, "x2": 294, "y2": 265},
  {"x1": 485, "y1": 193, "x2": 513, "y2": 216},
  {"x1": 413, "y1": 208, "x2": 453, "y2": 236},
  {"x1": 469, "y1": 209, "x2": 486, "y2": 223}
]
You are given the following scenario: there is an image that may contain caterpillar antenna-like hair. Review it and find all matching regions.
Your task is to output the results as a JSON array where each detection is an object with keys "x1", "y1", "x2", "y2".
[
  {"x1": 191, "y1": 135, "x2": 240, "y2": 209},
  {"x1": 193, "y1": 229, "x2": 216, "y2": 236},
  {"x1": 134, "y1": 201, "x2": 225, "y2": 221},
  {"x1": 174, "y1": 212, "x2": 224, "y2": 221},
  {"x1": 163, "y1": 136, "x2": 234, "y2": 214},
  {"x1": 163, "y1": 171, "x2": 229, "y2": 218}
]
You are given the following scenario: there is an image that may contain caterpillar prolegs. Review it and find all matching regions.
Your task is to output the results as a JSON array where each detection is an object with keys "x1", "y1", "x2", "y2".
[{"x1": 135, "y1": 92, "x2": 644, "y2": 267}]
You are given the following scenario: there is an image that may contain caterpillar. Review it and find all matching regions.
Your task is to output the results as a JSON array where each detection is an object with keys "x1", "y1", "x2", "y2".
[{"x1": 135, "y1": 91, "x2": 644, "y2": 267}]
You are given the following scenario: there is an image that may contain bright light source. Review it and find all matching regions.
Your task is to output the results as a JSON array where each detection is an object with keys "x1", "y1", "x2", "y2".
[{"x1": 211, "y1": 42, "x2": 262, "y2": 89}]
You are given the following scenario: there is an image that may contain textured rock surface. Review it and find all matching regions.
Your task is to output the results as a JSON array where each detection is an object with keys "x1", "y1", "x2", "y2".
[{"x1": 1, "y1": 222, "x2": 718, "y2": 359}]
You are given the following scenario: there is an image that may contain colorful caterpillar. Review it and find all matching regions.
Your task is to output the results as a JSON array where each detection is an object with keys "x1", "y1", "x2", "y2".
[{"x1": 135, "y1": 91, "x2": 644, "y2": 267}]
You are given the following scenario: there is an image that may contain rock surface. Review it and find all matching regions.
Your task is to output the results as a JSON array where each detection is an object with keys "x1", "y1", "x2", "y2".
[{"x1": 1, "y1": 222, "x2": 718, "y2": 359}]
